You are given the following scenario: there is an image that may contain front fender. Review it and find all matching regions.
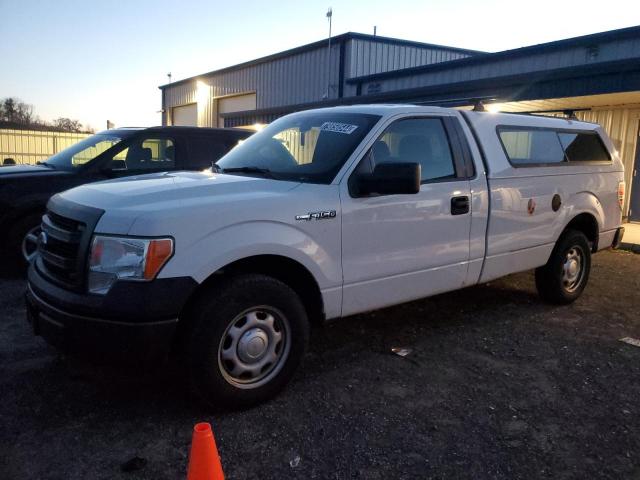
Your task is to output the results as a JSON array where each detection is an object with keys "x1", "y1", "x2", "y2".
[{"x1": 159, "y1": 220, "x2": 342, "y2": 291}]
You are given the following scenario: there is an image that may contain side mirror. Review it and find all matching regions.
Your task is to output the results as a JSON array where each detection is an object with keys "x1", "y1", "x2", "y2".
[{"x1": 352, "y1": 162, "x2": 421, "y2": 197}]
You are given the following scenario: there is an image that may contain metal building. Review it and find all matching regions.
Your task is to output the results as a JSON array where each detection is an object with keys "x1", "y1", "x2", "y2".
[
  {"x1": 160, "y1": 33, "x2": 479, "y2": 128},
  {"x1": 160, "y1": 26, "x2": 640, "y2": 219}
]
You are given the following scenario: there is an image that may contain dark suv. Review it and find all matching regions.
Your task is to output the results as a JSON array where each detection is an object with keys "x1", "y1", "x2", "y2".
[{"x1": 0, "y1": 126, "x2": 251, "y2": 265}]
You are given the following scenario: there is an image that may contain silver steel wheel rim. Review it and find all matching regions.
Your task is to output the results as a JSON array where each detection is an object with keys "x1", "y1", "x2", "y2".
[
  {"x1": 218, "y1": 306, "x2": 290, "y2": 389},
  {"x1": 562, "y1": 246, "x2": 585, "y2": 293},
  {"x1": 21, "y1": 226, "x2": 41, "y2": 262}
]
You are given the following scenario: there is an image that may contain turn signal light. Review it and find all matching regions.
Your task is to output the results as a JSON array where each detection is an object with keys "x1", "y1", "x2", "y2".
[
  {"x1": 144, "y1": 239, "x2": 174, "y2": 280},
  {"x1": 617, "y1": 181, "x2": 625, "y2": 210}
]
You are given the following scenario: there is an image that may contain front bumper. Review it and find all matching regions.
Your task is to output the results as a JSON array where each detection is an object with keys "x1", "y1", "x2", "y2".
[{"x1": 26, "y1": 263, "x2": 198, "y2": 364}]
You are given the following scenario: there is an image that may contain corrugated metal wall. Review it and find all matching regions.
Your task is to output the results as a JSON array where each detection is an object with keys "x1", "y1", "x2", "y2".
[
  {"x1": 575, "y1": 107, "x2": 640, "y2": 215},
  {"x1": 163, "y1": 44, "x2": 342, "y2": 127},
  {"x1": 346, "y1": 39, "x2": 469, "y2": 78},
  {"x1": 357, "y1": 35, "x2": 640, "y2": 94},
  {"x1": 162, "y1": 37, "x2": 474, "y2": 127},
  {"x1": 0, "y1": 129, "x2": 90, "y2": 165},
  {"x1": 342, "y1": 40, "x2": 471, "y2": 97}
]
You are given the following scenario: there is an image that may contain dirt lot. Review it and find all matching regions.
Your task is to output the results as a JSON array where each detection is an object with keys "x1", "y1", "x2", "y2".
[{"x1": 1, "y1": 250, "x2": 639, "y2": 479}]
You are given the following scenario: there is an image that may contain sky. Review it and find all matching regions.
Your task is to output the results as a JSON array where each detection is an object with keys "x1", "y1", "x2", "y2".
[{"x1": 0, "y1": 0, "x2": 637, "y2": 131}]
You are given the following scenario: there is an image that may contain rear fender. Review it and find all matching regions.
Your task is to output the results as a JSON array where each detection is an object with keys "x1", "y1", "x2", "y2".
[{"x1": 553, "y1": 191, "x2": 604, "y2": 245}]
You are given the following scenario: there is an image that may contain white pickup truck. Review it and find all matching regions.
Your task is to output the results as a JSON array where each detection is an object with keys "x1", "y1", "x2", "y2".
[{"x1": 26, "y1": 105, "x2": 625, "y2": 406}]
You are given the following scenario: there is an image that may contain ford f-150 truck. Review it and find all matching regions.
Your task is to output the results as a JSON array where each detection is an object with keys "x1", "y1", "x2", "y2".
[{"x1": 25, "y1": 105, "x2": 626, "y2": 407}]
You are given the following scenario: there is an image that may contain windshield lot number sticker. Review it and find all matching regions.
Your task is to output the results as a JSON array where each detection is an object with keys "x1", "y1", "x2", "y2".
[{"x1": 320, "y1": 122, "x2": 358, "y2": 134}]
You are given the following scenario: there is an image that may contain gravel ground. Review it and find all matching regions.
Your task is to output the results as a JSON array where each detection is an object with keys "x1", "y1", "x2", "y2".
[{"x1": 1, "y1": 250, "x2": 639, "y2": 480}]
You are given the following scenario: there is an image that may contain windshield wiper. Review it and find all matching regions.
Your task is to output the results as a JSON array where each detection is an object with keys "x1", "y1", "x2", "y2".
[
  {"x1": 36, "y1": 161, "x2": 55, "y2": 169},
  {"x1": 221, "y1": 166, "x2": 275, "y2": 178}
]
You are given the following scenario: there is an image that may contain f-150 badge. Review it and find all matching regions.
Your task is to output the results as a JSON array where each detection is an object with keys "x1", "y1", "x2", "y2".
[{"x1": 295, "y1": 210, "x2": 337, "y2": 221}]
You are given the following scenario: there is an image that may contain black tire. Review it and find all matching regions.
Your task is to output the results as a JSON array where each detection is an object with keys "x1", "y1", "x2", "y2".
[
  {"x1": 535, "y1": 229, "x2": 591, "y2": 305},
  {"x1": 187, "y1": 273, "x2": 309, "y2": 408},
  {"x1": 4, "y1": 213, "x2": 43, "y2": 269}
]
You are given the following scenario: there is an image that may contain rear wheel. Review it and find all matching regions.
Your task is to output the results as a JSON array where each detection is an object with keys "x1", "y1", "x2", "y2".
[
  {"x1": 187, "y1": 274, "x2": 309, "y2": 408},
  {"x1": 535, "y1": 229, "x2": 591, "y2": 304}
]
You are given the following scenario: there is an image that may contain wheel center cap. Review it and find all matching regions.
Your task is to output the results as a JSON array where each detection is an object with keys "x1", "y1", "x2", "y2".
[
  {"x1": 567, "y1": 259, "x2": 579, "y2": 276},
  {"x1": 238, "y1": 328, "x2": 268, "y2": 363}
]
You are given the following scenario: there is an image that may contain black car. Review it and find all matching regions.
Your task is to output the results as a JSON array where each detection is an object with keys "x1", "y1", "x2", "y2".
[{"x1": 0, "y1": 126, "x2": 251, "y2": 265}]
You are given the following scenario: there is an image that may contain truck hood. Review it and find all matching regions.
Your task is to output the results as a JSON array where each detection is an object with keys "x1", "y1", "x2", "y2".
[
  {"x1": 61, "y1": 170, "x2": 298, "y2": 209},
  {"x1": 58, "y1": 170, "x2": 301, "y2": 234}
]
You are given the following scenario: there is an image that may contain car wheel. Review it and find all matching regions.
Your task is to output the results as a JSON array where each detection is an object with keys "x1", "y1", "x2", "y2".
[
  {"x1": 535, "y1": 229, "x2": 591, "y2": 304},
  {"x1": 6, "y1": 213, "x2": 43, "y2": 268},
  {"x1": 187, "y1": 274, "x2": 309, "y2": 408}
]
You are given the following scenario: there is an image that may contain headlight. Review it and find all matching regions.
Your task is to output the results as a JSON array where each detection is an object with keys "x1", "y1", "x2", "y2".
[{"x1": 88, "y1": 235, "x2": 173, "y2": 294}]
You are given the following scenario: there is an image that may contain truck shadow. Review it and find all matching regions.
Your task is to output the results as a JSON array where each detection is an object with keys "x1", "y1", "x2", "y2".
[
  {"x1": 7, "y1": 272, "x2": 548, "y2": 420},
  {"x1": 308, "y1": 274, "x2": 544, "y2": 358}
]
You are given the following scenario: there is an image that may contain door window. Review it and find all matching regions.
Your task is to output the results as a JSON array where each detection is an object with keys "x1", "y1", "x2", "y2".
[
  {"x1": 188, "y1": 136, "x2": 233, "y2": 169},
  {"x1": 110, "y1": 138, "x2": 175, "y2": 171},
  {"x1": 360, "y1": 118, "x2": 456, "y2": 182}
]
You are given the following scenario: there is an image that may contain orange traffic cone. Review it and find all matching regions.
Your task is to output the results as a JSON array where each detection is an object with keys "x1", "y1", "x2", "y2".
[{"x1": 186, "y1": 422, "x2": 225, "y2": 480}]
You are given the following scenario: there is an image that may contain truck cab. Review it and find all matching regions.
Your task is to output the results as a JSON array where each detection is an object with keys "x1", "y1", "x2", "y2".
[{"x1": 25, "y1": 105, "x2": 625, "y2": 407}]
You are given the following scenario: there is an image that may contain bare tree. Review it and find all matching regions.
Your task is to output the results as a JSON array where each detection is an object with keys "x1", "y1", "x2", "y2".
[{"x1": 52, "y1": 117, "x2": 83, "y2": 132}]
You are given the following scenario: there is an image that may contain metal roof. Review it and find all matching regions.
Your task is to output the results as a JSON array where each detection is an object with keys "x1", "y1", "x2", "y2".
[{"x1": 95, "y1": 126, "x2": 251, "y2": 135}]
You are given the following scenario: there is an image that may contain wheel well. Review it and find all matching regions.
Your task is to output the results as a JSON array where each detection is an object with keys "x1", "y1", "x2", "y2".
[
  {"x1": 174, "y1": 255, "x2": 325, "y2": 352},
  {"x1": 564, "y1": 213, "x2": 599, "y2": 251},
  {"x1": 2, "y1": 207, "x2": 45, "y2": 247}
]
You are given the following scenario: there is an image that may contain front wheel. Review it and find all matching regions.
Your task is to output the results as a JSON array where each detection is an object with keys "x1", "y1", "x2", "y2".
[
  {"x1": 535, "y1": 229, "x2": 591, "y2": 304},
  {"x1": 4, "y1": 213, "x2": 43, "y2": 268},
  {"x1": 187, "y1": 274, "x2": 309, "y2": 408}
]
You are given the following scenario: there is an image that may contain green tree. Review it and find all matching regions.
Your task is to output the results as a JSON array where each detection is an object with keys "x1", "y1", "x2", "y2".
[{"x1": 1, "y1": 97, "x2": 34, "y2": 124}]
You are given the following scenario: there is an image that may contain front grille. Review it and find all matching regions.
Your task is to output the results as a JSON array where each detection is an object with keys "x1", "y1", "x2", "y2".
[
  {"x1": 38, "y1": 210, "x2": 86, "y2": 286},
  {"x1": 33, "y1": 196, "x2": 104, "y2": 292},
  {"x1": 48, "y1": 211, "x2": 82, "y2": 232}
]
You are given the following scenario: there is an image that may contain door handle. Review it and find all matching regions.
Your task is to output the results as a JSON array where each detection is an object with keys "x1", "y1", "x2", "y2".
[{"x1": 451, "y1": 195, "x2": 470, "y2": 215}]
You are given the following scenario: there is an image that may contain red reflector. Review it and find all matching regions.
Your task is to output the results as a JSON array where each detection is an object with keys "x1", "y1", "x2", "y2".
[{"x1": 617, "y1": 181, "x2": 625, "y2": 209}]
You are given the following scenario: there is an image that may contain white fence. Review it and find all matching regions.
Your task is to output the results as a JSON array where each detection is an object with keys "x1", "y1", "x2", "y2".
[{"x1": 0, "y1": 128, "x2": 90, "y2": 165}]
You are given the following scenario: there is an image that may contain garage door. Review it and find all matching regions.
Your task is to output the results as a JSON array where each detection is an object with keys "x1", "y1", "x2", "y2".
[
  {"x1": 172, "y1": 104, "x2": 197, "y2": 126},
  {"x1": 218, "y1": 93, "x2": 256, "y2": 127}
]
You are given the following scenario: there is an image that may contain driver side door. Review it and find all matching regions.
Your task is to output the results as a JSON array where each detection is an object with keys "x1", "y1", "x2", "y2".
[{"x1": 340, "y1": 114, "x2": 474, "y2": 317}]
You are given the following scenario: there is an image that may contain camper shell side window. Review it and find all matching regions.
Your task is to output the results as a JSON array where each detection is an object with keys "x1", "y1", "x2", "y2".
[{"x1": 496, "y1": 126, "x2": 611, "y2": 168}]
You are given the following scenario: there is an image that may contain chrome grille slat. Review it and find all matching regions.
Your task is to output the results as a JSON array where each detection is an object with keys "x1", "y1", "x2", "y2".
[
  {"x1": 40, "y1": 249, "x2": 76, "y2": 269},
  {"x1": 38, "y1": 210, "x2": 85, "y2": 287},
  {"x1": 41, "y1": 215, "x2": 82, "y2": 243}
]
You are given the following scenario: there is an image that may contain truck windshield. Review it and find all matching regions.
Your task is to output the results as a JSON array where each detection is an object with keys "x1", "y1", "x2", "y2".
[
  {"x1": 45, "y1": 133, "x2": 125, "y2": 170},
  {"x1": 216, "y1": 111, "x2": 381, "y2": 183}
]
